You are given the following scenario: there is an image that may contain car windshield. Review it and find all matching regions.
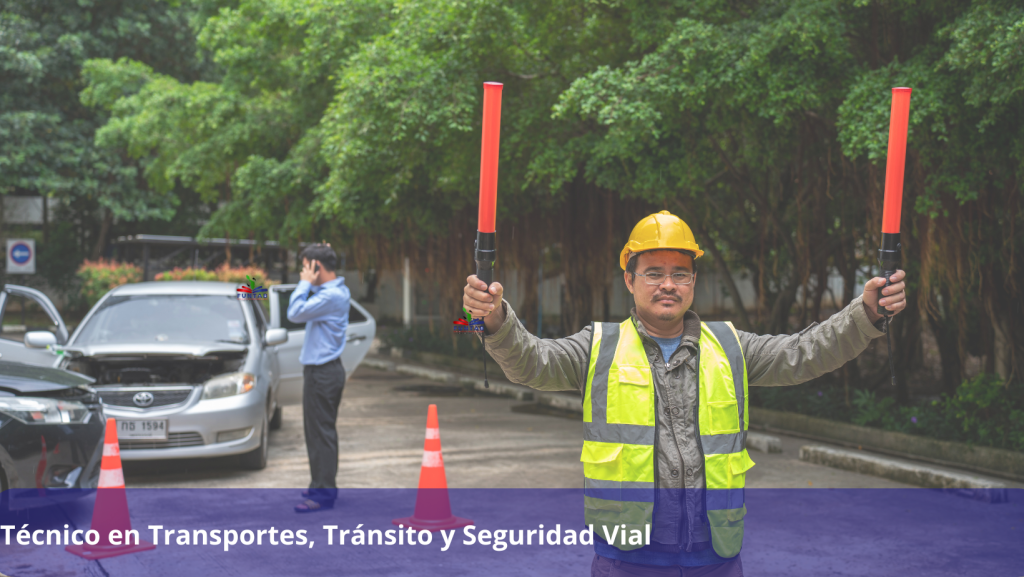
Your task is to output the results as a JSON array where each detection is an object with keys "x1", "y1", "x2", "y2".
[{"x1": 74, "y1": 295, "x2": 250, "y2": 345}]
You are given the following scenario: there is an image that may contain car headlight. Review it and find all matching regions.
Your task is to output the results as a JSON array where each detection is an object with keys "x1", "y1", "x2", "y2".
[
  {"x1": 201, "y1": 372, "x2": 256, "y2": 400},
  {"x1": 0, "y1": 397, "x2": 91, "y2": 424}
]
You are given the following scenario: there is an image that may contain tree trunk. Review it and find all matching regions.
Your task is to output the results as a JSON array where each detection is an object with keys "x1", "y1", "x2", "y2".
[
  {"x1": 810, "y1": 267, "x2": 828, "y2": 323},
  {"x1": 559, "y1": 178, "x2": 610, "y2": 334},
  {"x1": 892, "y1": 285, "x2": 923, "y2": 404},
  {"x1": 713, "y1": 252, "x2": 752, "y2": 330},
  {"x1": 835, "y1": 236, "x2": 857, "y2": 308},
  {"x1": 363, "y1": 268, "x2": 379, "y2": 303},
  {"x1": 985, "y1": 258, "x2": 1021, "y2": 384},
  {"x1": 603, "y1": 283, "x2": 611, "y2": 322},
  {"x1": 927, "y1": 287, "x2": 963, "y2": 394},
  {"x1": 768, "y1": 279, "x2": 799, "y2": 335},
  {"x1": 680, "y1": 206, "x2": 753, "y2": 331},
  {"x1": 518, "y1": 259, "x2": 539, "y2": 334},
  {"x1": 0, "y1": 198, "x2": 5, "y2": 288},
  {"x1": 992, "y1": 316, "x2": 1012, "y2": 381},
  {"x1": 42, "y1": 196, "x2": 49, "y2": 245},
  {"x1": 91, "y1": 209, "x2": 113, "y2": 260}
]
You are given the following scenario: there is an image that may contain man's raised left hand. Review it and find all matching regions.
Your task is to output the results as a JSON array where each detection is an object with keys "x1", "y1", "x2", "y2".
[{"x1": 863, "y1": 269, "x2": 907, "y2": 323}]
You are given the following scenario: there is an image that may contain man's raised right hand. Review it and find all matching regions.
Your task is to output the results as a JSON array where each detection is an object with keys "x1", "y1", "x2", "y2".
[{"x1": 463, "y1": 275, "x2": 506, "y2": 334}]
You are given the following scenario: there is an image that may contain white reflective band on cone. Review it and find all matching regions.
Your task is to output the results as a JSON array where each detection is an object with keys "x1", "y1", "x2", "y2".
[
  {"x1": 421, "y1": 451, "x2": 444, "y2": 468},
  {"x1": 103, "y1": 444, "x2": 120, "y2": 457},
  {"x1": 425, "y1": 428, "x2": 440, "y2": 440},
  {"x1": 98, "y1": 468, "x2": 125, "y2": 488}
]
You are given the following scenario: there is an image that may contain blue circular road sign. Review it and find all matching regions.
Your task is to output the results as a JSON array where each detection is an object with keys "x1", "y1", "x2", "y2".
[{"x1": 10, "y1": 242, "x2": 32, "y2": 265}]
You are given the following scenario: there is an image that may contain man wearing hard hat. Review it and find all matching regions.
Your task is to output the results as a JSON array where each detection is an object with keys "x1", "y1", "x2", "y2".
[{"x1": 463, "y1": 211, "x2": 907, "y2": 577}]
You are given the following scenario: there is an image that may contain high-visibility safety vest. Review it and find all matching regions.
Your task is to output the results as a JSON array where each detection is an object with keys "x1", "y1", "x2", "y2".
[{"x1": 581, "y1": 318, "x2": 754, "y2": 557}]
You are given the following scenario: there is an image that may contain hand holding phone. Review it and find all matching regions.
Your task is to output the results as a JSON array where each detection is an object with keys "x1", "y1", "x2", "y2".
[{"x1": 300, "y1": 259, "x2": 320, "y2": 284}]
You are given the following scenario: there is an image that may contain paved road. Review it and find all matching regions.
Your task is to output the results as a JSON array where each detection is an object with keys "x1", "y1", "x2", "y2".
[
  {"x1": 122, "y1": 365, "x2": 909, "y2": 489},
  {"x1": 7, "y1": 366, "x2": 1023, "y2": 577}
]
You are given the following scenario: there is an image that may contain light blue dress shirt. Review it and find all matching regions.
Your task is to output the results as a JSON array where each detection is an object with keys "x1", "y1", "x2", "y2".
[{"x1": 286, "y1": 278, "x2": 350, "y2": 366}]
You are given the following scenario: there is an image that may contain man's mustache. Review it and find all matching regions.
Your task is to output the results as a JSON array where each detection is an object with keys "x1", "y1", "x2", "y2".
[{"x1": 651, "y1": 291, "x2": 681, "y2": 303}]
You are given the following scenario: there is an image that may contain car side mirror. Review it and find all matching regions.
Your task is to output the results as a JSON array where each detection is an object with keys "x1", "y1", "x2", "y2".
[
  {"x1": 25, "y1": 331, "x2": 58, "y2": 349},
  {"x1": 265, "y1": 328, "x2": 288, "y2": 346}
]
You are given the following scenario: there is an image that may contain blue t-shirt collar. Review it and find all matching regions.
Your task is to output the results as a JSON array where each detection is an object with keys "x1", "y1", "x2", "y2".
[{"x1": 311, "y1": 277, "x2": 344, "y2": 292}]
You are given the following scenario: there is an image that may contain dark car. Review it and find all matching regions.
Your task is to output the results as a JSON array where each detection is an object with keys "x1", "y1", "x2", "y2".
[{"x1": 0, "y1": 360, "x2": 105, "y2": 511}]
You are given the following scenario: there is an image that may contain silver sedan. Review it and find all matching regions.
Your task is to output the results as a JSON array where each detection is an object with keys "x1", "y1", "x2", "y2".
[{"x1": 0, "y1": 281, "x2": 374, "y2": 470}]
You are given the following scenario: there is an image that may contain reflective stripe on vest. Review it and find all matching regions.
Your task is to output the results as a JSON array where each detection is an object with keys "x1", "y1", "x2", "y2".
[{"x1": 580, "y1": 318, "x2": 752, "y2": 557}]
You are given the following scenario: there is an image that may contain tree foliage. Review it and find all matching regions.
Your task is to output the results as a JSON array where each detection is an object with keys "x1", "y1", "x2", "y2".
[
  {"x1": 0, "y1": 0, "x2": 204, "y2": 247},
  {"x1": 81, "y1": 0, "x2": 392, "y2": 244},
  {"x1": 82, "y1": 0, "x2": 1024, "y2": 396}
]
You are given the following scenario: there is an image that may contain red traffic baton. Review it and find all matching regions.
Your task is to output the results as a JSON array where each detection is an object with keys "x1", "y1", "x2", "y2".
[
  {"x1": 878, "y1": 87, "x2": 912, "y2": 316},
  {"x1": 474, "y1": 82, "x2": 503, "y2": 286},
  {"x1": 471, "y1": 82, "x2": 503, "y2": 388},
  {"x1": 878, "y1": 87, "x2": 912, "y2": 385}
]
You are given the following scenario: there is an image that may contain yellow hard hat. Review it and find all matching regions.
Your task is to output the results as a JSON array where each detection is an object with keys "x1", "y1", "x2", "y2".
[{"x1": 619, "y1": 210, "x2": 703, "y2": 270}]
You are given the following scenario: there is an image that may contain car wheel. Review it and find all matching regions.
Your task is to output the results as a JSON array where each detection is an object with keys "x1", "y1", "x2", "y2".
[
  {"x1": 239, "y1": 412, "x2": 269, "y2": 470},
  {"x1": 269, "y1": 405, "x2": 283, "y2": 431}
]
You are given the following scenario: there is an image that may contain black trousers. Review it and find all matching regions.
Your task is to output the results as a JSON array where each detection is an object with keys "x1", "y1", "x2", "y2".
[
  {"x1": 302, "y1": 357, "x2": 346, "y2": 501},
  {"x1": 591, "y1": 555, "x2": 743, "y2": 577}
]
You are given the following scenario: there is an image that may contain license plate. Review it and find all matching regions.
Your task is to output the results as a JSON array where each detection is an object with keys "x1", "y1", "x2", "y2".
[{"x1": 117, "y1": 419, "x2": 168, "y2": 440}]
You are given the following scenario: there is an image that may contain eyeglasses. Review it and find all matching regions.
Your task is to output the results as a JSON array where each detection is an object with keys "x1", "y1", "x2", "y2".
[{"x1": 635, "y1": 271, "x2": 695, "y2": 286}]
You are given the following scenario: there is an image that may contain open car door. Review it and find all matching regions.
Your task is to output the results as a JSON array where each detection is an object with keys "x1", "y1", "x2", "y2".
[
  {"x1": 269, "y1": 284, "x2": 376, "y2": 405},
  {"x1": 0, "y1": 285, "x2": 69, "y2": 367}
]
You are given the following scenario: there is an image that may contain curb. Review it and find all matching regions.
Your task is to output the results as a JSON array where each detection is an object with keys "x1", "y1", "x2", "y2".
[
  {"x1": 359, "y1": 356, "x2": 1015, "y2": 495},
  {"x1": 752, "y1": 407, "x2": 1024, "y2": 483},
  {"x1": 361, "y1": 357, "x2": 786, "y2": 450},
  {"x1": 746, "y1": 432, "x2": 783, "y2": 453},
  {"x1": 799, "y1": 444, "x2": 1010, "y2": 501},
  {"x1": 362, "y1": 357, "x2": 544, "y2": 404}
]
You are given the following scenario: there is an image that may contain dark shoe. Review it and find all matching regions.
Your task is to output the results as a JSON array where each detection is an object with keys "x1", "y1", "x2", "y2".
[
  {"x1": 301, "y1": 488, "x2": 337, "y2": 499},
  {"x1": 294, "y1": 498, "x2": 334, "y2": 513}
]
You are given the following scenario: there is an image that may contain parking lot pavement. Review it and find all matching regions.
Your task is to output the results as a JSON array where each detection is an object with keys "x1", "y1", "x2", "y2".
[
  {"x1": 122, "y1": 365, "x2": 912, "y2": 489},
  {"x1": 11, "y1": 366, "x2": 1015, "y2": 577},
  {"x1": 122, "y1": 365, "x2": 584, "y2": 489}
]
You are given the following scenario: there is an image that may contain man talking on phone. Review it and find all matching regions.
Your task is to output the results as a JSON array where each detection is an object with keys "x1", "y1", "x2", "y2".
[{"x1": 287, "y1": 243, "x2": 350, "y2": 513}]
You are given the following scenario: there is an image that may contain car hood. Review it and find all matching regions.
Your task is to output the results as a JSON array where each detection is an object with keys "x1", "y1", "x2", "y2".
[
  {"x1": 0, "y1": 360, "x2": 94, "y2": 395},
  {"x1": 64, "y1": 342, "x2": 249, "y2": 359}
]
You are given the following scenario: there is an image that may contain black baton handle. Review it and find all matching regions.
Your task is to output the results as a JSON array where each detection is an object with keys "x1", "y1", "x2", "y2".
[
  {"x1": 474, "y1": 231, "x2": 496, "y2": 389},
  {"x1": 878, "y1": 232, "x2": 901, "y2": 387},
  {"x1": 877, "y1": 232, "x2": 901, "y2": 316},
  {"x1": 475, "y1": 231, "x2": 495, "y2": 286}
]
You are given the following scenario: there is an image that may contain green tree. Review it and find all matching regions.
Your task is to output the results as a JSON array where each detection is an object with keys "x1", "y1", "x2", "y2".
[
  {"x1": 316, "y1": 0, "x2": 653, "y2": 330},
  {"x1": 837, "y1": 0, "x2": 1024, "y2": 390},
  {"x1": 81, "y1": 0, "x2": 393, "y2": 248},
  {"x1": 86, "y1": 0, "x2": 1023, "y2": 402},
  {"x1": 0, "y1": 0, "x2": 204, "y2": 262},
  {"x1": 555, "y1": 0, "x2": 1023, "y2": 395}
]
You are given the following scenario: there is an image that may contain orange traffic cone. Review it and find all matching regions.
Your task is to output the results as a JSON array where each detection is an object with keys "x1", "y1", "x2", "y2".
[
  {"x1": 392, "y1": 404, "x2": 473, "y2": 531},
  {"x1": 66, "y1": 418, "x2": 156, "y2": 560}
]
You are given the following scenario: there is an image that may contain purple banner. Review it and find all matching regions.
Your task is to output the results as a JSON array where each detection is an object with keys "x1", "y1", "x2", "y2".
[{"x1": 0, "y1": 489, "x2": 1020, "y2": 576}]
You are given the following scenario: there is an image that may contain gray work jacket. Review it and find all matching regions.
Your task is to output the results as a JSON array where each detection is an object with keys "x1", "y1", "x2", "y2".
[{"x1": 483, "y1": 295, "x2": 885, "y2": 552}]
